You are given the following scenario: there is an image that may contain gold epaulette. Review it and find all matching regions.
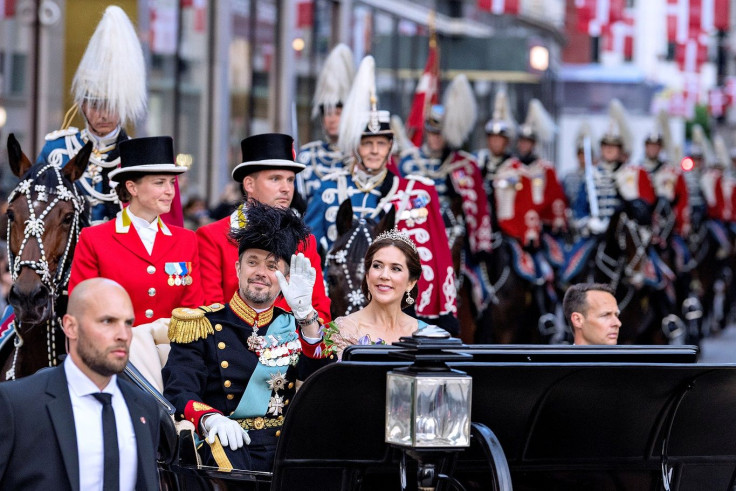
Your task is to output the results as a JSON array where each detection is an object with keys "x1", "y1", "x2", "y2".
[{"x1": 168, "y1": 303, "x2": 222, "y2": 343}]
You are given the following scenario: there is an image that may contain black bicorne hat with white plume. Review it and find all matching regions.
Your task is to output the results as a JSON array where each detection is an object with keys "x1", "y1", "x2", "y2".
[{"x1": 230, "y1": 200, "x2": 311, "y2": 263}]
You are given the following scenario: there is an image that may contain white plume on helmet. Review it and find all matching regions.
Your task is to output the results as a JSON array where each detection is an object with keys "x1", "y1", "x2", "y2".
[
  {"x1": 73, "y1": 6, "x2": 147, "y2": 126},
  {"x1": 338, "y1": 56, "x2": 392, "y2": 156},
  {"x1": 691, "y1": 124, "x2": 714, "y2": 166},
  {"x1": 441, "y1": 74, "x2": 476, "y2": 149},
  {"x1": 600, "y1": 99, "x2": 632, "y2": 154},
  {"x1": 485, "y1": 90, "x2": 517, "y2": 139},
  {"x1": 390, "y1": 114, "x2": 411, "y2": 154},
  {"x1": 311, "y1": 43, "x2": 355, "y2": 120},
  {"x1": 713, "y1": 133, "x2": 729, "y2": 168},
  {"x1": 575, "y1": 121, "x2": 593, "y2": 152},
  {"x1": 519, "y1": 99, "x2": 555, "y2": 145}
]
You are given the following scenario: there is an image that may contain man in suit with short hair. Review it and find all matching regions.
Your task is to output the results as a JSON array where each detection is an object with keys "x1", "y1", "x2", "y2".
[{"x1": 0, "y1": 278, "x2": 163, "y2": 490}]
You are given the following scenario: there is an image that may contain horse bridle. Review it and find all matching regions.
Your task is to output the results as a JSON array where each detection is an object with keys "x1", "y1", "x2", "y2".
[
  {"x1": 5, "y1": 162, "x2": 86, "y2": 377},
  {"x1": 325, "y1": 218, "x2": 373, "y2": 315},
  {"x1": 594, "y1": 212, "x2": 648, "y2": 295}
]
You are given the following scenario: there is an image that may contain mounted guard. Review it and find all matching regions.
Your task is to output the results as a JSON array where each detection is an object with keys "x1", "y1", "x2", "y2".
[
  {"x1": 36, "y1": 6, "x2": 182, "y2": 226},
  {"x1": 297, "y1": 44, "x2": 354, "y2": 205},
  {"x1": 304, "y1": 56, "x2": 457, "y2": 333}
]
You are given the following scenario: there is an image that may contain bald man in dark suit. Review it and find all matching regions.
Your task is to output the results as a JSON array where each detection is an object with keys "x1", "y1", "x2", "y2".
[{"x1": 0, "y1": 278, "x2": 163, "y2": 491}]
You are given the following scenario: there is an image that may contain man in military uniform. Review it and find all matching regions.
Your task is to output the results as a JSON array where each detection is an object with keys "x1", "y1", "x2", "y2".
[
  {"x1": 305, "y1": 56, "x2": 458, "y2": 333},
  {"x1": 195, "y1": 133, "x2": 331, "y2": 323},
  {"x1": 163, "y1": 202, "x2": 327, "y2": 472},
  {"x1": 297, "y1": 44, "x2": 354, "y2": 205},
  {"x1": 398, "y1": 76, "x2": 493, "y2": 267},
  {"x1": 37, "y1": 6, "x2": 183, "y2": 226}
]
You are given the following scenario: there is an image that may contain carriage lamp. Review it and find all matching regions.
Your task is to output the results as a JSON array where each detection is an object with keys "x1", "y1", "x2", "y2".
[{"x1": 385, "y1": 327, "x2": 472, "y2": 449}]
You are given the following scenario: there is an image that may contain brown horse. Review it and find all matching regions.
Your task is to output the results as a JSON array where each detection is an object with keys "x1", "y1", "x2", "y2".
[
  {"x1": 324, "y1": 199, "x2": 395, "y2": 319},
  {"x1": 0, "y1": 134, "x2": 91, "y2": 380}
]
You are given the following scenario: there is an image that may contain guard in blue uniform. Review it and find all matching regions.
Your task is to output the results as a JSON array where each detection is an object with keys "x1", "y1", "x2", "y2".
[
  {"x1": 37, "y1": 6, "x2": 147, "y2": 223},
  {"x1": 163, "y1": 202, "x2": 327, "y2": 472}
]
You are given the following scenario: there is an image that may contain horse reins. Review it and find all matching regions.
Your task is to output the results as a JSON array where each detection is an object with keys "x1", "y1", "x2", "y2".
[
  {"x1": 325, "y1": 218, "x2": 374, "y2": 315},
  {"x1": 5, "y1": 163, "x2": 86, "y2": 378}
]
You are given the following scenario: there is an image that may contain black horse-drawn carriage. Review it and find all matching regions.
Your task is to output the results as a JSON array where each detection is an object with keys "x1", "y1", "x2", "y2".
[{"x1": 147, "y1": 340, "x2": 736, "y2": 490}]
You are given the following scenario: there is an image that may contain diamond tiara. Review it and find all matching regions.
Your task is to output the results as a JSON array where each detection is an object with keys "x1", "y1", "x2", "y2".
[{"x1": 373, "y1": 227, "x2": 418, "y2": 254}]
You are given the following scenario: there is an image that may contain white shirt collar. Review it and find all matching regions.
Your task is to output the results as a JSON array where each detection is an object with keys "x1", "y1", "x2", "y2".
[{"x1": 64, "y1": 355, "x2": 118, "y2": 398}]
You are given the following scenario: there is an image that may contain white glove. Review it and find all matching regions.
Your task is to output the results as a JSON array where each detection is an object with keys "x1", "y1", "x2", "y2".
[
  {"x1": 275, "y1": 253, "x2": 316, "y2": 320},
  {"x1": 587, "y1": 216, "x2": 609, "y2": 235},
  {"x1": 203, "y1": 413, "x2": 251, "y2": 450}
]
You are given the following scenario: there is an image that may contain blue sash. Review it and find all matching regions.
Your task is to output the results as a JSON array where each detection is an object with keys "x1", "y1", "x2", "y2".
[{"x1": 231, "y1": 314, "x2": 299, "y2": 419}]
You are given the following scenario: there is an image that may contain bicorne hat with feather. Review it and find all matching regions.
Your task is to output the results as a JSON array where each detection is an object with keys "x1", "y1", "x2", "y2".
[
  {"x1": 72, "y1": 6, "x2": 147, "y2": 127},
  {"x1": 230, "y1": 200, "x2": 311, "y2": 263},
  {"x1": 312, "y1": 43, "x2": 355, "y2": 119}
]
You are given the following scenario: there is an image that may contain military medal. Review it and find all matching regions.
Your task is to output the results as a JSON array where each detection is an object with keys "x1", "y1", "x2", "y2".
[
  {"x1": 247, "y1": 321, "x2": 264, "y2": 351},
  {"x1": 165, "y1": 263, "x2": 176, "y2": 286},
  {"x1": 172, "y1": 263, "x2": 182, "y2": 286}
]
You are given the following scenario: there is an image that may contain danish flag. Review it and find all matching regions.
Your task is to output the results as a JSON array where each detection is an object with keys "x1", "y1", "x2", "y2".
[{"x1": 477, "y1": 0, "x2": 520, "y2": 15}]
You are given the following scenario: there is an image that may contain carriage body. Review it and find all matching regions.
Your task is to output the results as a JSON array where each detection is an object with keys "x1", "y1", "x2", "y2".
[{"x1": 152, "y1": 344, "x2": 736, "y2": 490}]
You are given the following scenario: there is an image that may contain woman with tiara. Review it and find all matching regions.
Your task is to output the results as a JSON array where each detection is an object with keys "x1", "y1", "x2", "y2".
[{"x1": 322, "y1": 228, "x2": 445, "y2": 360}]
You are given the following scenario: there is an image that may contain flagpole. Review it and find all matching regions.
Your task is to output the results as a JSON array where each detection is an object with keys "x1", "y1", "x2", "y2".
[{"x1": 424, "y1": 10, "x2": 438, "y2": 125}]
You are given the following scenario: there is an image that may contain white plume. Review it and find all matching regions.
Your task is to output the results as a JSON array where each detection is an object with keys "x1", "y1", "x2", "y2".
[
  {"x1": 338, "y1": 56, "x2": 375, "y2": 156},
  {"x1": 487, "y1": 90, "x2": 517, "y2": 139},
  {"x1": 691, "y1": 124, "x2": 715, "y2": 166},
  {"x1": 608, "y1": 99, "x2": 633, "y2": 154},
  {"x1": 575, "y1": 121, "x2": 593, "y2": 150},
  {"x1": 441, "y1": 74, "x2": 476, "y2": 148},
  {"x1": 713, "y1": 133, "x2": 729, "y2": 168},
  {"x1": 656, "y1": 109, "x2": 675, "y2": 161},
  {"x1": 523, "y1": 99, "x2": 555, "y2": 145},
  {"x1": 73, "y1": 6, "x2": 147, "y2": 126},
  {"x1": 390, "y1": 114, "x2": 412, "y2": 154},
  {"x1": 311, "y1": 43, "x2": 355, "y2": 119}
]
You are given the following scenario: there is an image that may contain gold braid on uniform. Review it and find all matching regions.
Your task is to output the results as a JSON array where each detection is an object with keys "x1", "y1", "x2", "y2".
[{"x1": 168, "y1": 303, "x2": 224, "y2": 343}]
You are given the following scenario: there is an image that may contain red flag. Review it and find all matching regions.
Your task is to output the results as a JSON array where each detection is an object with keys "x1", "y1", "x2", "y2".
[
  {"x1": 297, "y1": 1, "x2": 313, "y2": 29},
  {"x1": 477, "y1": 0, "x2": 520, "y2": 15},
  {"x1": 714, "y1": 0, "x2": 729, "y2": 30},
  {"x1": 406, "y1": 36, "x2": 439, "y2": 147},
  {"x1": 0, "y1": 0, "x2": 15, "y2": 18},
  {"x1": 575, "y1": 0, "x2": 625, "y2": 36}
]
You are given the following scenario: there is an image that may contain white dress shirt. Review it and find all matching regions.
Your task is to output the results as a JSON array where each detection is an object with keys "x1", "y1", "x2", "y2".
[
  {"x1": 64, "y1": 356, "x2": 138, "y2": 491},
  {"x1": 126, "y1": 207, "x2": 159, "y2": 255}
]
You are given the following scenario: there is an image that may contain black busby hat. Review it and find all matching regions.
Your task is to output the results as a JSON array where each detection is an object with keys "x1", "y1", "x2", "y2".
[
  {"x1": 230, "y1": 200, "x2": 311, "y2": 263},
  {"x1": 109, "y1": 136, "x2": 186, "y2": 182},
  {"x1": 231, "y1": 133, "x2": 305, "y2": 183}
]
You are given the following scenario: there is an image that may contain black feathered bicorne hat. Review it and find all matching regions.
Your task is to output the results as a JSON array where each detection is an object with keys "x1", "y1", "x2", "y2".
[
  {"x1": 231, "y1": 133, "x2": 305, "y2": 183},
  {"x1": 229, "y1": 200, "x2": 311, "y2": 263}
]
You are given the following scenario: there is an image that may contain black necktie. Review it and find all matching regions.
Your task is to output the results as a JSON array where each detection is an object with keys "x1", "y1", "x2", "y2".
[{"x1": 92, "y1": 393, "x2": 120, "y2": 491}]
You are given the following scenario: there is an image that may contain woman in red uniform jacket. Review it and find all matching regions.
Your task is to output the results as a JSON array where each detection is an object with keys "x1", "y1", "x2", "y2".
[{"x1": 69, "y1": 136, "x2": 203, "y2": 324}]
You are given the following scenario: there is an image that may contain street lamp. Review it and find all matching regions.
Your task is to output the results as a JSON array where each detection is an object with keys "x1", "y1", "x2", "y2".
[{"x1": 385, "y1": 327, "x2": 473, "y2": 488}]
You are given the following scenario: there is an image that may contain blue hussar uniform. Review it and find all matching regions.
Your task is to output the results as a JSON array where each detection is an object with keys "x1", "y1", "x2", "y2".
[
  {"x1": 297, "y1": 140, "x2": 344, "y2": 204},
  {"x1": 37, "y1": 126, "x2": 125, "y2": 223},
  {"x1": 163, "y1": 294, "x2": 327, "y2": 472}
]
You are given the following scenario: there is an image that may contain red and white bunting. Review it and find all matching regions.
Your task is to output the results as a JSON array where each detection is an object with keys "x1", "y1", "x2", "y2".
[
  {"x1": 575, "y1": 0, "x2": 625, "y2": 36},
  {"x1": 708, "y1": 87, "x2": 727, "y2": 117},
  {"x1": 602, "y1": 8, "x2": 634, "y2": 59},
  {"x1": 0, "y1": 0, "x2": 15, "y2": 18},
  {"x1": 675, "y1": 35, "x2": 708, "y2": 72},
  {"x1": 150, "y1": 1, "x2": 178, "y2": 55},
  {"x1": 477, "y1": 0, "x2": 520, "y2": 15}
]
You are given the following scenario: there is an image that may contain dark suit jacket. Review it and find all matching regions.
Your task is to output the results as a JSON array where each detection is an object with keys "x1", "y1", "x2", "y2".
[{"x1": 0, "y1": 365, "x2": 161, "y2": 490}]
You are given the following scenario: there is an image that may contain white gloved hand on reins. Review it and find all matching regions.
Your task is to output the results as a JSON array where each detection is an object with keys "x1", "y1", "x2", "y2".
[
  {"x1": 203, "y1": 413, "x2": 251, "y2": 450},
  {"x1": 275, "y1": 253, "x2": 316, "y2": 320}
]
